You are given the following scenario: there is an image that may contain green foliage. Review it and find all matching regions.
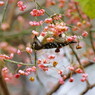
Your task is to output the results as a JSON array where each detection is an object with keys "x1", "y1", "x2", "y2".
[{"x1": 76, "y1": 0, "x2": 95, "y2": 19}]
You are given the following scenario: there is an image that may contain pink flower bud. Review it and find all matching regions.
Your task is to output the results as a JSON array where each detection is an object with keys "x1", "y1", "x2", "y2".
[
  {"x1": 32, "y1": 30, "x2": 39, "y2": 36},
  {"x1": 82, "y1": 31, "x2": 88, "y2": 37},
  {"x1": 81, "y1": 77, "x2": 86, "y2": 82},
  {"x1": 14, "y1": 74, "x2": 20, "y2": 78},
  {"x1": 44, "y1": 18, "x2": 53, "y2": 23},
  {"x1": 17, "y1": 50, "x2": 21, "y2": 55},
  {"x1": 68, "y1": 66, "x2": 74, "y2": 71},
  {"x1": 9, "y1": 53, "x2": 14, "y2": 59},
  {"x1": 0, "y1": 1, "x2": 4, "y2": 6},
  {"x1": 69, "y1": 77, "x2": 74, "y2": 82},
  {"x1": 18, "y1": 70, "x2": 25, "y2": 75},
  {"x1": 48, "y1": 55, "x2": 55, "y2": 59},
  {"x1": 17, "y1": 1, "x2": 23, "y2": 7},
  {"x1": 26, "y1": 47, "x2": 32, "y2": 53},
  {"x1": 37, "y1": 59, "x2": 42, "y2": 64},
  {"x1": 59, "y1": 78, "x2": 64, "y2": 84},
  {"x1": 82, "y1": 73, "x2": 88, "y2": 78},
  {"x1": 41, "y1": 32, "x2": 46, "y2": 37},
  {"x1": 75, "y1": 68, "x2": 83, "y2": 73},
  {"x1": 58, "y1": 70, "x2": 63, "y2": 75}
]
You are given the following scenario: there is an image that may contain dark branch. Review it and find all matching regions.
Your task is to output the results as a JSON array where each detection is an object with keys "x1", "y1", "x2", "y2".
[{"x1": 81, "y1": 84, "x2": 95, "y2": 95}]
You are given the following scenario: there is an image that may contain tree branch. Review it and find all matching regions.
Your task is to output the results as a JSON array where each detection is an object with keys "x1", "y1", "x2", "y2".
[
  {"x1": 81, "y1": 84, "x2": 95, "y2": 95},
  {"x1": 47, "y1": 60, "x2": 95, "y2": 95},
  {"x1": 0, "y1": 0, "x2": 9, "y2": 25}
]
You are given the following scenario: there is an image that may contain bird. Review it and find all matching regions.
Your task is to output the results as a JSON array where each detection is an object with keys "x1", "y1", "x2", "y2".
[{"x1": 31, "y1": 32, "x2": 77, "y2": 52}]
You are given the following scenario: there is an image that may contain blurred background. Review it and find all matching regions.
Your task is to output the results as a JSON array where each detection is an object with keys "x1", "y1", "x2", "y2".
[{"x1": 0, "y1": 0, "x2": 95, "y2": 95}]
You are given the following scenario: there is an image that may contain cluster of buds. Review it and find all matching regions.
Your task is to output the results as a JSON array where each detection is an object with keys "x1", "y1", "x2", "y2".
[
  {"x1": 38, "y1": 64, "x2": 48, "y2": 71},
  {"x1": 68, "y1": 66, "x2": 88, "y2": 82},
  {"x1": 69, "y1": 66, "x2": 83, "y2": 74},
  {"x1": 59, "y1": 66, "x2": 89, "y2": 83},
  {"x1": 37, "y1": 58, "x2": 49, "y2": 64},
  {"x1": 37, "y1": 59, "x2": 48, "y2": 64},
  {"x1": 81, "y1": 73, "x2": 88, "y2": 82},
  {"x1": 17, "y1": 1, "x2": 26, "y2": 11},
  {"x1": 0, "y1": 53, "x2": 14, "y2": 61},
  {"x1": 30, "y1": 9, "x2": 45, "y2": 16},
  {"x1": 0, "y1": 54, "x2": 8, "y2": 61},
  {"x1": 18, "y1": 66, "x2": 36, "y2": 76},
  {"x1": 43, "y1": 22, "x2": 68, "y2": 36},
  {"x1": 66, "y1": 35, "x2": 77, "y2": 42},
  {"x1": 26, "y1": 66, "x2": 36, "y2": 72},
  {"x1": 29, "y1": 21, "x2": 43, "y2": 26},
  {"x1": 2, "y1": 67, "x2": 14, "y2": 81},
  {"x1": 29, "y1": 8, "x2": 45, "y2": 36}
]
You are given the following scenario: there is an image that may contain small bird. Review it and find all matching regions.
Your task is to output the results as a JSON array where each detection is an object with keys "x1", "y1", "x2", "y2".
[{"x1": 31, "y1": 32, "x2": 77, "y2": 51}]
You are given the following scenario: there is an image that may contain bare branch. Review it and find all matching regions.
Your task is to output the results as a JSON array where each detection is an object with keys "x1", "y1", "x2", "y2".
[{"x1": 81, "y1": 84, "x2": 95, "y2": 95}]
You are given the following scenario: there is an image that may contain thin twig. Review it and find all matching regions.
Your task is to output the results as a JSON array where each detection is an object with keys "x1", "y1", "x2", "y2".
[
  {"x1": 4, "y1": 59, "x2": 34, "y2": 66},
  {"x1": 27, "y1": 52, "x2": 33, "y2": 64},
  {"x1": 87, "y1": 17, "x2": 95, "y2": 55},
  {"x1": 34, "y1": 50, "x2": 37, "y2": 66},
  {"x1": 81, "y1": 84, "x2": 95, "y2": 95},
  {"x1": 89, "y1": 30, "x2": 95, "y2": 55},
  {"x1": 74, "y1": 2, "x2": 83, "y2": 21},
  {"x1": 1, "y1": 0, "x2": 9, "y2": 25}
]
